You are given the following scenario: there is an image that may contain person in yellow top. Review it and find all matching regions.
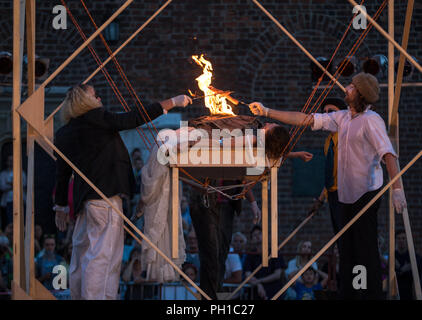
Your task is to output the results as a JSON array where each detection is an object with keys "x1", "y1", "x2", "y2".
[{"x1": 309, "y1": 97, "x2": 347, "y2": 235}]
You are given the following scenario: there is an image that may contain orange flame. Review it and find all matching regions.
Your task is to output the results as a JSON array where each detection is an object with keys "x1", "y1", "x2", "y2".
[{"x1": 192, "y1": 54, "x2": 235, "y2": 116}]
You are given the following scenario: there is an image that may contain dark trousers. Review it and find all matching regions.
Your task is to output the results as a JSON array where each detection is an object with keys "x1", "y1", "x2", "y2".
[
  {"x1": 338, "y1": 188, "x2": 383, "y2": 300},
  {"x1": 327, "y1": 190, "x2": 342, "y2": 235},
  {"x1": 190, "y1": 192, "x2": 235, "y2": 300}
]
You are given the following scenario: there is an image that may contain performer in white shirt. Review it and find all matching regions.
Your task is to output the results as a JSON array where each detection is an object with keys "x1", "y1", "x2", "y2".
[{"x1": 248, "y1": 72, "x2": 406, "y2": 300}]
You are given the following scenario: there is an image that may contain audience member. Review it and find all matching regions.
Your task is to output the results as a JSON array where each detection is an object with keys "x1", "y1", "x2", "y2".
[
  {"x1": 321, "y1": 244, "x2": 340, "y2": 297},
  {"x1": 285, "y1": 240, "x2": 318, "y2": 280},
  {"x1": 231, "y1": 231, "x2": 247, "y2": 266},
  {"x1": 0, "y1": 234, "x2": 12, "y2": 291},
  {"x1": 185, "y1": 227, "x2": 200, "y2": 281},
  {"x1": 243, "y1": 225, "x2": 286, "y2": 300},
  {"x1": 35, "y1": 235, "x2": 64, "y2": 291},
  {"x1": 0, "y1": 155, "x2": 26, "y2": 227},
  {"x1": 122, "y1": 248, "x2": 148, "y2": 300},
  {"x1": 182, "y1": 263, "x2": 198, "y2": 284},
  {"x1": 224, "y1": 247, "x2": 242, "y2": 284},
  {"x1": 292, "y1": 266, "x2": 328, "y2": 300},
  {"x1": 395, "y1": 229, "x2": 422, "y2": 300}
]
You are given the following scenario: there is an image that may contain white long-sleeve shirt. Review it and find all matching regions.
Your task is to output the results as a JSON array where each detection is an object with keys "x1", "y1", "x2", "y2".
[{"x1": 312, "y1": 107, "x2": 397, "y2": 204}]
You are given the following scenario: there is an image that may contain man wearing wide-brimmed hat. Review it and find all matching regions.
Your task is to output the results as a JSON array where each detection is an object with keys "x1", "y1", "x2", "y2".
[{"x1": 249, "y1": 72, "x2": 406, "y2": 300}]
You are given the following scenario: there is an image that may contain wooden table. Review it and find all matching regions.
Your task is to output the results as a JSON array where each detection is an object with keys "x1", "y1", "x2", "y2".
[{"x1": 168, "y1": 146, "x2": 280, "y2": 267}]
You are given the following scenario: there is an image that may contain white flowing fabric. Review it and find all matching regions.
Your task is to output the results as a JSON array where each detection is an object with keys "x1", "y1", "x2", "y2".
[{"x1": 140, "y1": 132, "x2": 186, "y2": 283}]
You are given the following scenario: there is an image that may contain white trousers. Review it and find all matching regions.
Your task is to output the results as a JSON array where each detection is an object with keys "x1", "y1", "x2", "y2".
[{"x1": 69, "y1": 195, "x2": 124, "y2": 300}]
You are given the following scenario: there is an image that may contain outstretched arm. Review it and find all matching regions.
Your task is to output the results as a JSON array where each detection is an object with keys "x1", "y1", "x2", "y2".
[{"x1": 249, "y1": 102, "x2": 314, "y2": 127}]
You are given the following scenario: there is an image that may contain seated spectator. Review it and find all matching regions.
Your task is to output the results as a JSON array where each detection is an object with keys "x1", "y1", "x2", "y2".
[
  {"x1": 4, "y1": 224, "x2": 12, "y2": 259},
  {"x1": 34, "y1": 224, "x2": 43, "y2": 256},
  {"x1": 292, "y1": 266, "x2": 328, "y2": 300},
  {"x1": 395, "y1": 229, "x2": 422, "y2": 300},
  {"x1": 182, "y1": 263, "x2": 198, "y2": 284},
  {"x1": 285, "y1": 240, "x2": 318, "y2": 280},
  {"x1": 185, "y1": 227, "x2": 200, "y2": 281},
  {"x1": 181, "y1": 195, "x2": 192, "y2": 239},
  {"x1": 224, "y1": 246, "x2": 242, "y2": 284},
  {"x1": 321, "y1": 244, "x2": 340, "y2": 298},
  {"x1": 243, "y1": 225, "x2": 286, "y2": 300},
  {"x1": 122, "y1": 248, "x2": 148, "y2": 300},
  {"x1": 0, "y1": 234, "x2": 12, "y2": 292},
  {"x1": 231, "y1": 231, "x2": 247, "y2": 267},
  {"x1": 35, "y1": 235, "x2": 64, "y2": 291}
]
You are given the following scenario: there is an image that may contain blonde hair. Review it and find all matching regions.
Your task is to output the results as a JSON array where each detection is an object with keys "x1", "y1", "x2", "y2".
[
  {"x1": 295, "y1": 240, "x2": 312, "y2": 268},
  {"x1": 61, "y1": 84, "x2": 101, "y2": 124}
]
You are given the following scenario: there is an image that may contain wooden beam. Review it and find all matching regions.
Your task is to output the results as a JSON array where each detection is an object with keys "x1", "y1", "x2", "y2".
[
  {"x1": 389, "y1": 0, "x2": 414, "y2": 138},
  {"x1": 261, "y1": 179, "x2": 268, "y2": 267},
  {"x1": 270, "y1": 167, "x2": 278, "y2": 258},
  {"x1": 387, "y1": 0, "x2": 396, "y2": 301},
  {"x1": 39, "y1": 136, "x2": 212, "y2": 300},
  {"x1": 24, "y1": 0, "x2": 36, "y2": 297},
  {"x1": 172, "y1": 167, "x2": 179, "y2": 259},
  {"x1": 12, "y1": 0, "x2": 26, "y2": 296},
  {"x1": 47, "y1": 0, "x2": 173, "y2": 125},
  {"x1": 40, "y1": 0, "x2": 134, "y2": 89},
  {"x1": 271, "y1": 150, "x2": 422, "y2": 300},
  {"x1": 347, "y1": 0, "x2": 422, "y2": 74}
]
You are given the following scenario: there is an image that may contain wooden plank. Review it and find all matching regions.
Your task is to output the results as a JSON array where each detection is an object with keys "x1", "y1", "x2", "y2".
[
  {"x1": 270, "y1": 167, "x2": 278, "y2": 258},
  {"x1": 389, "y1": 0, "x2": 414, "y2": 138},
  {"x1": 172, "y1": 167, "x2": 179, "y2": 259},
  {"x1": 387, "y1": 0, "x2": 395, "y2": 300},
  {"x1": 261, "y1": 179, "x2": 268, "y2": 267},
  {"x1": 25, "y1": 0, "x2": 36, "y2": 297},
  {"x1": 12, "y1": 281, "x2": 31, "y2": 300},
  {"x1": 12, "y1": 0, "x2": 26, "y2": 292},
  {"x1": 33, "y1": 279, "x2": 56, "y2": 300}
]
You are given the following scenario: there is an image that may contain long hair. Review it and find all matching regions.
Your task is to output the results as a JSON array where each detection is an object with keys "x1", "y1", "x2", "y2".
[
  {"x1": 60, "y1": 84, "x2": 101, "y2": 124},
  {"x1": 295, "y1": 240, "x2": 312, "y2": 268}
]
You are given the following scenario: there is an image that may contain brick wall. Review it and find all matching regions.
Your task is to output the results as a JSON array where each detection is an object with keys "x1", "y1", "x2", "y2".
[{"x1": 0, "y1": 0, "x2": 421, "y2": 258}]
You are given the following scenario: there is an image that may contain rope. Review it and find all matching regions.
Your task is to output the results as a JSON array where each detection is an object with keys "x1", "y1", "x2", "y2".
[
  {"x1": 235, "y1": 0, "x2": 386, "y2": 200},
  {"x1": 60, "y1": 0, "x2": 154, "y2": 151}
]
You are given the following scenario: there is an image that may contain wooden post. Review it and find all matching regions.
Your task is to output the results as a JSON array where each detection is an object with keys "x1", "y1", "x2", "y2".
[
  {"x1": 24, "y1": 0, "x2": 36, "y2": 297},
  {"x1": 387, "y1": 0, "x2": 396, "y2": 300},
  {"x1": 172, "y1": 167, "x2": 179, "y2": 258},
  {"x1": 261, "y1": 179, "x2": 268, "y2": 267},
  {"x1": 270, "y1": 167, "x2": 278, "y2": 258},
  {"x1": 12, "y1": 0, "x2": 26, "y2": 297}
]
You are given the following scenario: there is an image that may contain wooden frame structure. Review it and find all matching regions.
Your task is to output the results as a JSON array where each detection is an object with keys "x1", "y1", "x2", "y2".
[{"x1": 11, "y1": 0, "x2": 421, "y2": 300}]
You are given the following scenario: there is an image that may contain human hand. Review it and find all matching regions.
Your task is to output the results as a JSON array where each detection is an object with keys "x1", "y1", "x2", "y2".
[
  {"x1": 54, "y1": 206, "x2": 69, "y2": 232},
  {"x1": 297, "y1": 151, "x2": 313, "y2": 162},
  {"x1": 251, "y1": 201, "x2": 261, "y2": 225},
  {"x1": 392, "y1": 188, "x2": 407, "y2": 213},
  {"x1": 171, "y1": 95, "x2": 192, "y2": 108},
  {"x1": 249, "y1": 102, "x2": 269, "y2": 117}
]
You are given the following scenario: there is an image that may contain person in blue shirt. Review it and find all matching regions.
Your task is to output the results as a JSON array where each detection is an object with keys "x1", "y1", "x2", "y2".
[
  {"x1": 293, "y1": 266, "x2": 328, "y2": 300},
  {"x1": 36, "y1": 235, "x2": 65, "y2": 291}
]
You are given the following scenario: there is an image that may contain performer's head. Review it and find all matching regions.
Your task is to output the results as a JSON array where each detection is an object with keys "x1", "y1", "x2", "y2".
[
  {"x1": 61, "y1": 83, "x2": 102, "y2": 123},
  {"x1": 263, "y1": 123, "x2": 290, "y2": 160},
  {"x1": 345, "y1": 72, "x2": 379, "y2": 113}
]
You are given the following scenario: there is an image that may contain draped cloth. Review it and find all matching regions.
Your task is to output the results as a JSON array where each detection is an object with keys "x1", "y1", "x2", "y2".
[{"x1": 140, "y1": 132, "x2": 186, "y2": 283}]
